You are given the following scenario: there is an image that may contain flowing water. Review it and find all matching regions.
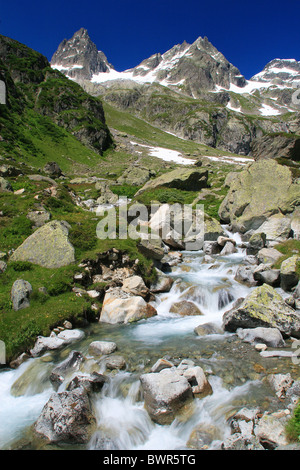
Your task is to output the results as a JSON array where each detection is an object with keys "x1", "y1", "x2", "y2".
[{"x1": 0, "y1": 227, "x2": 298, "y2": 450}]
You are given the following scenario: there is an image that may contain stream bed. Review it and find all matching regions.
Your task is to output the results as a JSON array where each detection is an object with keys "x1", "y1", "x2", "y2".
[{"x1": 0, "y1": 229, "x2": 298, "y2": 450}]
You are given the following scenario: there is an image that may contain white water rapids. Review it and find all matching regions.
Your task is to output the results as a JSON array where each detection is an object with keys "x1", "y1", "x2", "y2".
[{"x1": 0, "y1": 227, "x2": 292, "y2": 450}]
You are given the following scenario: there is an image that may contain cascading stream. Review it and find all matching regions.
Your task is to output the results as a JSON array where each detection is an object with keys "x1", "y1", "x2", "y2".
[{"x1": 0, "y1": 227, "x2": 291, "y2": 450}]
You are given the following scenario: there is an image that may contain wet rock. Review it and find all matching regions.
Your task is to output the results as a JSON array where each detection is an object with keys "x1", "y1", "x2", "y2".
[
  {"x1": 100, "y1": 287, "x2": 157, "y2": 324},
  {"x1": 217, "y1": 236, "x2": 236, "y2": 247},
  {"x1": 104, "y1": 355, "x2": 126, "y2": 370},
  {"x1": 56, "y1": 329, "x2": 85, "y2": 344},
  {"x1": 30, "y1": 333, "x2": 65, "y2": 357},
  {"x1": 50, "y1": 351, "x2": 84, "y2": 388},
  {"x1": 88, "y1": 340, "x2": 117, "y2": 356},
  {"x1": 293, "y1": 281, "x2": 300, "y2": 299},
  {"x1": 11, "y1": 279, "x2": 32, "y2": 311},
  {"x1": 220, "y1": 241, "x2": 237, "y2": 256},
  {"x1": 170, "y1": 300, "x2": 203, "y2": 316},
  {"x1": 234, "y1": 265, "x2": 257, "y2": 287},
  {"x1": 34, "y1": 388, "x2": 96, "y2": 444},
  {"x1": 181, "y1": 366, "x2": 213, "y2": 397},
  {"x1": 194, "y1": 322, "x2": 223, "y2": 336},
  {"x1": 203, "y1": 241, "x2": 221, "y2": 255},
  {"x1": 237, "y1": 327, "x2": 285, "y2": 347},
  {"x1": 187, "y1": 423, "x2": 222, "y2": 449},
  {"x1": 150, "y1": 358, "x2": 174, "y2": 373},
  {"x1": 140, "y1": 368, "x2": 194, "y2": 425},
  {"x1": 67, "y1": 372, "x2": 108, "y2": 393},
  {"x1": 150, "y1": 275, "x2": 174, "y2": 293}
]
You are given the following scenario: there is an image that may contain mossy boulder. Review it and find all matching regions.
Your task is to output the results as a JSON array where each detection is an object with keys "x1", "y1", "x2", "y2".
[
  {"x1": 117, "y1": 166, "x2": 152, "y2": 186},
  {"x1": 10, "y1": 220, "x2": 75, "y2": 268},
  {"x1": 280, "y1": 255, "x2": 299, "y2": 291},
  {"x1": 218, "y1": 160, "x2": 300, "y2": 233},
  {"x1": 0, "y1": 176, "x2": 13, "y2": 192},
  {"x1": 135, "y1": 168, "x2": 208, "y2": 196},
  {"x1": 223, "y1": 284, "x2": 300, "y2": 338}
]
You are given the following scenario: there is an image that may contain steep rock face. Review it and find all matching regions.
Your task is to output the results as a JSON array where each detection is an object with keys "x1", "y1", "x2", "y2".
[
  {"x1": 0, "y1": 33, "x2": 113, "y2": 156},
  {"x1": 51, "y1": 28, "x2": 113, "y2": 81},
  {"x1": 251, "y1": 133, "x2": 300, "y2": 162}
]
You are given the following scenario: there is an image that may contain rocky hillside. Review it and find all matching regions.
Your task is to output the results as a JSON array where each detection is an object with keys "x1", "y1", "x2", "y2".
[{"x1": 0, "y1": 33, "x2": 113, "y2": 174}]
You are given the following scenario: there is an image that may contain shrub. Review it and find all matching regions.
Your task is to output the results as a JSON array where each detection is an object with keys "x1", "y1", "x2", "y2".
[{"x1": 286, "y1": 401, "x2": 300, "y2": 442}]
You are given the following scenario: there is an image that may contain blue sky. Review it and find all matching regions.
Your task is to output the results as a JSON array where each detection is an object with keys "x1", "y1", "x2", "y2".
[{"x1": 1, "y1": 0, "x2": 299, "y2": 79}]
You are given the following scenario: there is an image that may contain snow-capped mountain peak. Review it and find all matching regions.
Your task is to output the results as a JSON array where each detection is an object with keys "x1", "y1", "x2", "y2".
[
  {"x1": 251, "y1": 58, "x2": 300, "y2": 86},
  {"x1": 51, "y1": 28, "x2": 114, "y2": 80}
]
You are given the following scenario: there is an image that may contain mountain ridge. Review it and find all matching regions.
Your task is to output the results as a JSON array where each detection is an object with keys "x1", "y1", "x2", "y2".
[{"x1": 51, "y1": 28, "x2": 300, "y2": 101}]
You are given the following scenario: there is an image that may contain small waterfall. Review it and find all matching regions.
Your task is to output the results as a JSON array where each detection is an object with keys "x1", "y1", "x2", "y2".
[{"x1": 0, "y1": 226, "x2": 286, "y2": 450}]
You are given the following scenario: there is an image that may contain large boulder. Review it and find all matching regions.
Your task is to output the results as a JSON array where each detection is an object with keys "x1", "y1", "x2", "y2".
[
  {"x1": 223, "y1": 284, "x2": 300, "y2": 338},
  {"x1": 237, "y1": 327, "x2": 285, "y2": 347},
  {"x1": 253, "y1": 214, "x2": 291, "y2": 242},
  {"x1": 34, "y1": 388, "x2": 96, "y2": 444},
  {"x1": 218, "y1": 160, "x2": 300, "y2": 233},
  {"x1": 0, "y1": 176, "x2": 13, "y2": 192},
  {"x1": 99, "y1": 287, "x2": 157, "y2": 324},
  {"x1": 11, "y1": 279, "x2": 32, "y2": 311},
  {"x1": 10, "y1": 220, "x2": 75, "y2": 268},
  {"x1": 139, "y1": 368, "x2": 194, "y2": 425},
  {"x1": 134, "y1": 167, "x2": 208, "y2": 196},
  {"x1": 117, "y1": 166, "x2": 152, "y2": 186}
]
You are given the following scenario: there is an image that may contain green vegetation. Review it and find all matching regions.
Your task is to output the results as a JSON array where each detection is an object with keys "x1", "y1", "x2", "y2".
[
  {"x1": 0, "y1": 34, "x2": 112, "y2": 176},
  {"x1": 286, "y1": 401, "x2": 300, "y2": 442},
  {"x1": 0, "y1": 173, "x2": 158, "y2": 362},
  {"x1": 102, "y1": 101, "x2": 232, "y2": 157},
  {"x1": 135, "y1": 187, "x2": 198, "y2": 205},
  {"x1": 273, "y1": 240, "x2": 300, "y2": 276}
]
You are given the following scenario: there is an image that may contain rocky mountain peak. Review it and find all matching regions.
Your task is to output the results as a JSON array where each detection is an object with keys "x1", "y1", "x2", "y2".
[
  {"x1": 51, "y1": 28, "x2": 114, "y2": 80},
  {"x1": 251, "y1": 58, "x2": 300, "y2": 86}
]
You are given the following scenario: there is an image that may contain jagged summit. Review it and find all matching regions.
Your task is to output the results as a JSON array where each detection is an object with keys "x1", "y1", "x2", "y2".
[
  {"x1": 51, "y1": 28, "x2": 114, "y2": 80},
  {"x1": 51, "y1": 29, "x2": 246, "y2": 92}
]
